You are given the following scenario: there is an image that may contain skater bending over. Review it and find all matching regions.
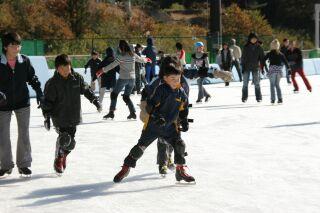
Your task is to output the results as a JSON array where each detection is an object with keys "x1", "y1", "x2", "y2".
[
  {"x1": 114, "y1": 56, "x2": 195, "y2": 183},
  {"x1": 41, "y1": 54, "x2": 102, "y2": 174}
]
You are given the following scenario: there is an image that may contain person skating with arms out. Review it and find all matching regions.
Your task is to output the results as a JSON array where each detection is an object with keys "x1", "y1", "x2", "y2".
[
  {"x1": 41, "y1": 54, "x2": 102, "y2": 175},
  {"x1": 113, "y1": 56, "x2": 195, "y2": 183}
]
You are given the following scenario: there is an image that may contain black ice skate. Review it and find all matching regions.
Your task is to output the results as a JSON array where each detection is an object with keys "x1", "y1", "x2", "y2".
[
  {"x1": 54, "y1": 155, "x2": 65, "y2": 175},
  {"x1": 278, "y1": 99, "x2": 283, "y2": 104},
  {"x1": 0, "y1": 168, "x2": 12, "y2": 177},
  {"x1": 18, "y1": 167, "x2": 32, "y2": 177},
  {"x1": 127, "y1": 112, "x2": 137, "y2": 120},
  {"x1": 196, "y1": 99, "x2": 202, "y2": 104},
  {"x1": 113, "y1": 165, "x2": 130, "y2": 183},
  {"x1": 103, "y1": 111, "x2": 115, "y2": 120},
  {"x1": 175, "y1": 165, "x2": 195, "y2": 183},
  {"x1": 205, "y1": 95, "x2": 211, "y2": 102}
]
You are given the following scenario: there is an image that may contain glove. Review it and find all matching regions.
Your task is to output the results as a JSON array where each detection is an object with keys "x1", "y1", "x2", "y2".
[
  {"x1": 96, "y1": 69, "x2": 103, "y2": 78},
  {"x1": 179, "y1": 118, "x2": 189, "y2": 132},
  {"x1": 93, "y1": 99, "x2": 102, "y2": 113},
  {"x1": 0, "y1": 91, "x2": 7, "y2": 107},
  {"x1": 153, "y1": 115, "x2": 166, "y2": 127},
  {"x1": 44, "y1": 115, "x2": 51, "y2": 131},
  {"x1": 36, "y1": 92, "x2": 44, "y2": 109}
]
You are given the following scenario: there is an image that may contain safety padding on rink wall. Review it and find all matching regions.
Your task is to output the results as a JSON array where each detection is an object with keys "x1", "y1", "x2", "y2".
[{"x1": 28, "y1": 57, "x2": 320, "y2": 96}]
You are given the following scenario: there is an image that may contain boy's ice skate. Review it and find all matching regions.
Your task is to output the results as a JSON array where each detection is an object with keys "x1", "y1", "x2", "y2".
[
  {"x1": 54, "y1": 155, "x2": 65, "y2": 175},
  {"x1": 113, "y1": 165, "x2": 130, "y2": 183},
  {"x1": 175, "y1": 165, "x2": 195, "y2": 183},
  {"x1": 159, "y1": 165, "x2": 168, "y2": 177}
]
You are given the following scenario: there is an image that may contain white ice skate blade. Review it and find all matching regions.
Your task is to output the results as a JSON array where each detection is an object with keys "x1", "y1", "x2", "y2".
[
  {"x1": 55, "y1": 173, "x2": 63, "y2": 177},
  {"x1": 175, "y1": 181, "x2": 196, "y2": 185},
  {"x1": 20, "y1": 174, "x2": 32, "y2": 178}
]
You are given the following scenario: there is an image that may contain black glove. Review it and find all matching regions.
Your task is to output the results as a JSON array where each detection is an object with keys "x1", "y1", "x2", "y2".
[
  {"x1": 153, "y1": 115, "x2": 166, "y2": 127},
  {"x1": 0, "y1": 91, "x2": 7, "y2": 107},
  {"x1": 93, "y1": 99, "x2": 102, "y2": 113},
  {"x1": 44, "y1": 115, "x2": 51, "y2": 131},
  {"x1": 179, "y1": 118, "x2": 189, "y2": 132}
]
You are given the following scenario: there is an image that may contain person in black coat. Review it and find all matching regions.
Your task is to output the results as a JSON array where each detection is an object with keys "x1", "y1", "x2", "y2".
[
  {"x1": 84, "y1": 50, "x2": 102, "y2": 91},
  {"x1": 42, "y1": 54, "x2": 102, "y2": 174},
  {"x1": 0, "y1": 32, "x2": 43, "y2": 177},
  {"x1": 241, "y1": 33, "x2": 265, "y2": 102},
  {"x1": 280, "y1": 38, "x2": 291, "y2": 84},
  {"x1": 220, "y1": 43, "x2": 233, "y2": 86},
  {"x1": 98, "y1": 47, "x2": 119, "y2": 103}
]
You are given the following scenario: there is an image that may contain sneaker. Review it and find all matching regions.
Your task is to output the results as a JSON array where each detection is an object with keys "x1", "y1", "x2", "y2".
[
  {"x1": 159, "y1": 165, "x2": 168, "y2": 175},
  {"x1": 205, "y1": 95, "x2": 211, "y2": 102},
  {"x1": 54, "y1": 156, "x2": 64, "y2": 174},
  {"x1": 175, "y1": 165, "x2": 195, "y2": 183},
  {"x1": 103, "y1": 111, "x2": 115, "y2": 120},
  {"x1": 18, "y1": 167, "x2": 32, "y2": 175},
  {"x1": 127, "y1": 112, "x2": 137, "y2": 120},
  {"x1": 113, "y1": 165, "x2": 130, "y2": 183},
  {"x1": 278, "y1": 99, "x2": 283, "y2": 104},
  {"x1": 0, "y1": 168, "x2": 13, "y2": 177}
]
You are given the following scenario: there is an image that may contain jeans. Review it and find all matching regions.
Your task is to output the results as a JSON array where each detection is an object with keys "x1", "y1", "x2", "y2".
[
  {"x1": 145, "y1": 64, "x2": 156, "y2": 83},
  {"x1": 109, "y1": 78, "x2": 135, "y2": 113},
  {"x1": 242, "y1": 70, "x2": 262, "y2": 101},
  {"x1": 269, "y1": 72, "x2": 282, "y2": 101},
  {"x1": 197, "y1": 77, "x2": 210, "y2": 100}
]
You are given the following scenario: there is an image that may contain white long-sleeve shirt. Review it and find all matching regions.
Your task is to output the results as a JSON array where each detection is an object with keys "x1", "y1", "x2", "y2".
[{"x1": 102, "y1": 53, "x2": 147, "y2": 79}]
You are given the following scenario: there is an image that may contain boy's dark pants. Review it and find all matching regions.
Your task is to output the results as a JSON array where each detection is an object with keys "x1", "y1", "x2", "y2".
[
  {"x1": 124, "y1": 121, "x2": 186, "y2": 168},
  {"x1": 55, "y1": 127, "x2": 76, "y2": 157},
  {"x1": 157, "y1": 138, "x2": 173, "y2": 166}
]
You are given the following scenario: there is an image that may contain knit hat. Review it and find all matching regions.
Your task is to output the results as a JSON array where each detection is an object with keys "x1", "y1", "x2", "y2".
[{"x1": 194, "y1": 41, "x2": 204, "y2": 48}]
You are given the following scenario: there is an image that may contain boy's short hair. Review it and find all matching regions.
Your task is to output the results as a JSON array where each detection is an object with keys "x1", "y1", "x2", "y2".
[
  {"x1": 91, "y1": 50, "x2": 98, "y2": 55},
  {"x1": 160, "y1": 56, "x2": 182, "y2": 77},
  {"x1": 55, "y1": 54, "x2": 72, "y2": 69},
  {"x1": 2, "y1": 32, "x2": 22, "y2": 54},
  {"x1": 283, "y1": 38, "x2": 288, "y2": 42},
  {"x1": 135, "y1": 43, "x2": 142, "y2": 49}
]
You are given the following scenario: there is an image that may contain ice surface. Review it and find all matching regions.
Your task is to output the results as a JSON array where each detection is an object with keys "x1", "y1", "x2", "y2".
[{"x1": 1, "y1": 75, "x2": 320, "y2": 213}]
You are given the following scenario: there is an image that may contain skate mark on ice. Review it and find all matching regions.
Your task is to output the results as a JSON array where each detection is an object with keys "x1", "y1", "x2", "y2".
[
  {"x1": 0, "y1": 173, "x2": 58, "y2": 187},
  {"x1": 265, "y1": 121, "x2": 320, "y2": 128}
]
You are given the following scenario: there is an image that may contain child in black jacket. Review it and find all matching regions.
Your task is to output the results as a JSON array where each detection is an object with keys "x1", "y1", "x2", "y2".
[
  {"x1": 113, "y1": 56, "x2": 195, "y2": 183},
  {"x1": 42, "y1": 54, "x2": 102, "y2": 174},
  {"x1": 84, "y1": 50, "x2": 102, "y2": 91}
]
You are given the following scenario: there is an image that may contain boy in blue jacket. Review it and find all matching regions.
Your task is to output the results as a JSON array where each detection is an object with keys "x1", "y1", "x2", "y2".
[{"x1": 113, "y1": 56, "x2": 195, "y2": 183}]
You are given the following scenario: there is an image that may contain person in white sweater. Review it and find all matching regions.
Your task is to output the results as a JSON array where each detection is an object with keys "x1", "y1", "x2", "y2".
[{"x1": 97, "y1": 40, "x2": 149, "y2": 120}]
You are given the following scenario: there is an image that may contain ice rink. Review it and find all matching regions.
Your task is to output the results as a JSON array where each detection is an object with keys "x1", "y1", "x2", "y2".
[{"x1": 1, "y1": 75, "x2": 320, "y2": 213}]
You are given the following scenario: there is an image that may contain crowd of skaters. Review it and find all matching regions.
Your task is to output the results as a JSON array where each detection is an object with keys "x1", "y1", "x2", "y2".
[{"x1": 0, "y1": 31, "x2": 313, "y2": 183}]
